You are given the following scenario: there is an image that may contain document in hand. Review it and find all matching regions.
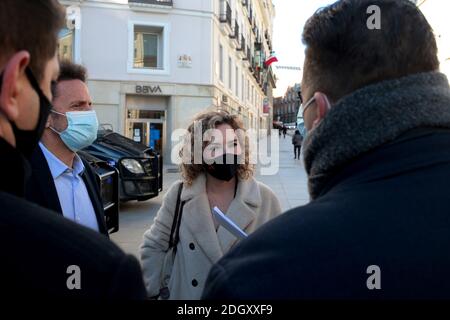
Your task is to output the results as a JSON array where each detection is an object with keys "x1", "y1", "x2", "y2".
[{"x1": 212, "y1": 206, "x2": 248, "y2": 240}]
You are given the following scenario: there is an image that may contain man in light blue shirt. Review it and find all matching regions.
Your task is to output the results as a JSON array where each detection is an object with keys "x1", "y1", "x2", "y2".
[
  {"x1": 25, "y1": 61, "x2": 108, "y2": 235},
  {"x1": 39, "y1": 142, "x2": 99, "y2": 231}
]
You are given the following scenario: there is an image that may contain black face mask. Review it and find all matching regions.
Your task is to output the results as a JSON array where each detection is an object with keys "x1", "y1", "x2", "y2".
[
  {"x1": 0, "y1": 67, "x2": 52, "y2": 158},
  {"x1": 205, "y1": 153, "x2": 239, "y2": 181}
]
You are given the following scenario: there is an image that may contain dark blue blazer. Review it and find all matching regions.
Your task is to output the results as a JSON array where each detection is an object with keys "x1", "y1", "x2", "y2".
[{"x1": 25, "y1": 146, "x2": 109, "y2": 236}]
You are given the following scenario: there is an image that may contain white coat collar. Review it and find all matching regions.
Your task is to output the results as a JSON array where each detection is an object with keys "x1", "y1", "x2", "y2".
[{"x1": 180, "y1": 173, "x2": 261, "y2": 261}]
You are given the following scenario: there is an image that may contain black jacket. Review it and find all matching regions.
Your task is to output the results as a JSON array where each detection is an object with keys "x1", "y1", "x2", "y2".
[
  {"x1": 0, "y1": 138, "x2": 146, "y2": 299},
  {"x1": 292, "y1": 133, "x2": 303, "y2": 146},
  {"x1": 25, "y1": 146, "x2": 108, "y2": 236},
  {"x1": 202, "y1": 128, "x2": 450, "y2": 299}
]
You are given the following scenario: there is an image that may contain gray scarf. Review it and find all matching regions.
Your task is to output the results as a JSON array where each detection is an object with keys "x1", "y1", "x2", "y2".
[{"x1": 303, "y1": 71, "x2": 450, "y2": 200}]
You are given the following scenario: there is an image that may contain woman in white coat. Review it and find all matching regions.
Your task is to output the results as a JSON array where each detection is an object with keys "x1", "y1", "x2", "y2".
[{"x1": 140, "y1": 110, "x2": 282, "y2": 300}]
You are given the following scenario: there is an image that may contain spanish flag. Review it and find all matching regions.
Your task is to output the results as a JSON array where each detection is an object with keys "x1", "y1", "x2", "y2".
[{"x1": 264, "y1": 52, "x2": 278, "y2": 67}]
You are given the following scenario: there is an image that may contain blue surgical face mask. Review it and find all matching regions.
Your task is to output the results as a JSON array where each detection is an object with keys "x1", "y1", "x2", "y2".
[{"x1": 50, "y1": 110, "x2": 99, "y2": 152}]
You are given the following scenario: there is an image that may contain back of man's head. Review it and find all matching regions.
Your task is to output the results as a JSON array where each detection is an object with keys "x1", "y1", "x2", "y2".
[
  {"x1": 302, "y1": 0, "x2": 439, "y2": 102},
  {"x1": 0, "y1": 0, "x2": 65, "y2": 81}
]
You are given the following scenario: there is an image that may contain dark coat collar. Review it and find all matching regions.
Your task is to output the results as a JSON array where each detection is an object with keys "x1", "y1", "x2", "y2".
[
  {"x1": 303, "y1": 72, "x2": 450, "y2": 199},
  {"x1": 27, "y1": 145, "x2": 109, "y2": 236}
]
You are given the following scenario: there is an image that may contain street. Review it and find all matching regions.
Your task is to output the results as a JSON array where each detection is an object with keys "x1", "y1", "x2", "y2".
[{"x1": 110, "y1": 131, "x2": 309, "y2": 257}]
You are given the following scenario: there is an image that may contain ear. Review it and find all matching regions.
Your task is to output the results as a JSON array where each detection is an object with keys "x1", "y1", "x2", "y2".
[
  {"x1": 0, "y1": 51, "x2": 31, "y2": 122},
  {"x1": 311, "y1": 92, "x2": 331, "y2": 128}
]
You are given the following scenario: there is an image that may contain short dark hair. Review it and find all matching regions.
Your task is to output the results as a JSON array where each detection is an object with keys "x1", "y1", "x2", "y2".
[
  {"x1": 302, "y1": 0, "x2": 439, "y2": 102},
  {"x1": 52, "y1": 61, "x2": 88, "y2": 98},
  {"x1": 0, "y1": 0, "x2": 65, "y2": 81}
]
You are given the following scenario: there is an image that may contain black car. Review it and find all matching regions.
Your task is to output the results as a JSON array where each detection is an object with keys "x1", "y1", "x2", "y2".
[
  {"x1": 78, "y1": 150, "x2": 119, "y2": 234},
  {"x1": 83, "y1": 129, "x2": 163, "y2": 202}
]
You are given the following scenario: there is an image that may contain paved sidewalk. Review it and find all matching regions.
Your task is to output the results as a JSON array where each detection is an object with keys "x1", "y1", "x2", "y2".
[
  {"x1": 111, "y1": 131, "x2": 310, "y2": 257},
  {"x1": 255, "y1": 131, "x2": 309, "y2": 212}
]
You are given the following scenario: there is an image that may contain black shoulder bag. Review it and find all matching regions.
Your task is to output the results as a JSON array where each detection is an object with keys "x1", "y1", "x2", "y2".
[{"x1": 158, "y1": 182, "x2": 185, "y2": 300}]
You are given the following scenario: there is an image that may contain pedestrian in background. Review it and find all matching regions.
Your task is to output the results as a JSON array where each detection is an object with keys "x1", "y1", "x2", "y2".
[
  {"x1": 292, "y1": 129, "x2": 303, "y2": 159},
  {"x1": 140, "y1": 110, "x2": 282, "y2": 300},
  {"x1": 282, "y1": 125, "x2": 287, "y2": 138}
]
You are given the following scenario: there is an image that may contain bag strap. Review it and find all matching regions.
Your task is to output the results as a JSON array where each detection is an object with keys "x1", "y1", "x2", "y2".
[
  {"x1": 173, "y1": 200, "x2": 185, "y2": 254},
  {"x1": 168, "y1": 182, "x2": 184, "y2": 250}
]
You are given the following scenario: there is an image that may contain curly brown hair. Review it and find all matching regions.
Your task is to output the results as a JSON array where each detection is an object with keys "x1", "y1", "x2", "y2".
[{"x1": 179, "y1": 109, "x2": 254, "y2": 185}]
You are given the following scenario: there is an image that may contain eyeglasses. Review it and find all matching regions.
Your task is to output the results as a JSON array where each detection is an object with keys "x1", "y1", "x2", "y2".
[{"x1": 299, "y1": 96, "x2": 316, "y2": 119}]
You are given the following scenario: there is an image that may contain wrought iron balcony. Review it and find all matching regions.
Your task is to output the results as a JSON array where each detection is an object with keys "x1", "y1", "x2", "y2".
[
  {"x1": 129, "y1": 0, "x2": 173, "y2": 6},
  {"x1": 254, "y1": 40, "x2": 262, "y2": 51},
  {"x1": 249, "y1": 55, "x2": 255, "y2": 72},
  {"x1": 254, "y1": 68, "x2": 261, "y2": 84},
  {"x1": 219, "y1": 0, "x2": 232, "y2": 28},
  {"x1": 244, "y1": 47, "x2": 251, "y2": 63},
  {"x1": 230, "y1": 20, "x2": 239, "y2": 39},
  {"x1": 237, "y1": 35, "x2": 246, "y2": 51}
]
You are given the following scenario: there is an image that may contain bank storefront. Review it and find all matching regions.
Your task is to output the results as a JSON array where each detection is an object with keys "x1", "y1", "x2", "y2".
[{"x1": 88, "y1": 80, "x2": 216, "y2": 164}]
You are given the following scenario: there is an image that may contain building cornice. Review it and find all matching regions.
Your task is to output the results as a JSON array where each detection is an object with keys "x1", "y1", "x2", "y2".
[{"x1": 59, "y1": 0, "x2": 214, "y2": 17}]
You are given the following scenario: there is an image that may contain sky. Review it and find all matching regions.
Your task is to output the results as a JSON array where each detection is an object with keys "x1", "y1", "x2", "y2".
[
  {"x1": 272, "y1": 0, "x2": 336, "y2": 97},
  {"x1": 418, "y1": 0, "x2": 450, "y2": 76},
  {"x1": 271, "y1": 0, "x2": 450, "y2": 97}
]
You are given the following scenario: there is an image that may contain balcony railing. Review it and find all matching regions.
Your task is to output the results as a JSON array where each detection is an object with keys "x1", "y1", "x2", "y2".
[
  {"x1": 129, "y1": 0, "x2": 173, "y2": 6},
  {"x1": 254, "y1": 41, "x2": 262, "y2": 51},
  {"x1": 249, "y1": 56, "x2": 255, "y2": 72},
  {"x1": 219, "y1": 0, "x2": 232, "y2": 28},
  {"x1": 243, "y1": 46, "x2": 250, "y2": 61},
  {"x1": 254, "y1": 68, "x2": 261, "y2": 83},
  {"x1": 237, "y1": 35, "x2": 246, "y2": 51},
  {"x1": 230, "y1": 20, "x2": 239, "y2": 39}
]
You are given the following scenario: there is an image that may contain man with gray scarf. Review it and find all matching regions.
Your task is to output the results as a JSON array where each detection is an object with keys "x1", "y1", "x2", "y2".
[{"x1": 203, "y1": 0, "x2": 450, "y2": 299}]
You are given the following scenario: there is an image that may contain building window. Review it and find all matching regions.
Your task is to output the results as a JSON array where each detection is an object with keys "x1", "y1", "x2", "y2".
[
  {"x1": 219, "y1": 44, "x2": 224, "y2": 82},
  {"x1": 134, "y1": 26, "x2": 162, "y2": 69},
  {"x1": 58, "y1": 28, "x2": 74, "y2": 61},
  {"x1": 129, "y1": 22, "x2": 170, "y2": 74},
  {"x1": 228, "y1": 57, "x2": 232, "y2": 89}
]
